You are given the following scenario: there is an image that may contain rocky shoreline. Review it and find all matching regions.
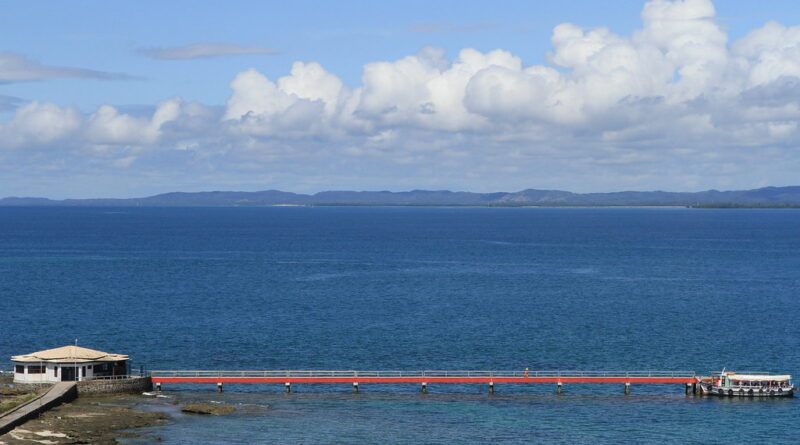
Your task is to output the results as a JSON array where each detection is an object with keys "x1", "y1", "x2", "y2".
[
  {"x1": 1, "y1": 374, "x2": 249, "y2": 444},
  {"x1": 0, "y1": 386, "x2": 249, "y2": 444},
  {"x1": 0, "y1": 395, "x2": 169, "y2": 445}
]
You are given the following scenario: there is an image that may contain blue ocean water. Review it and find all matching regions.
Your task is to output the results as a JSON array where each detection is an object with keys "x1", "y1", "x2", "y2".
[{"x1": 1, "y1": 206, "x2": 799, "y2": 443}]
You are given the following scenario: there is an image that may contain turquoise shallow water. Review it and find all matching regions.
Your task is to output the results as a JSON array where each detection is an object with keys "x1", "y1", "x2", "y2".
[{"x1": 1, "y1": 207, "x2": 799, "y2": 443}]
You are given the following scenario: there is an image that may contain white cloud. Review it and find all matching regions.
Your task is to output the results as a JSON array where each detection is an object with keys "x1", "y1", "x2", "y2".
[
  {"x1": 0, "y1": 102, "x2": 81, "y2": 148},
  {"x1": 5, "y1": 0, "x2": 800, "y2": 196},
  {"x1": 278, "y1": 62, "x2": 346, "y2": 117},
  {"x1": 732, "y1": 21, "x2": 800, "y2": 87},
  {"x1": 224, "y1": 69, "x2": 297, "y2": 121},
  {"x1": 85, "y1": 105, "x2": 150, "y2": 145},
  {"x1": 140, "y1": 43, "x2": 279, "y2": 60},
  {"x1": 84, "y1": 98, "x2": 202, "y2": 146},
  {"x1": 223, "y1": 63, "x2": 354, "y2": 138}
]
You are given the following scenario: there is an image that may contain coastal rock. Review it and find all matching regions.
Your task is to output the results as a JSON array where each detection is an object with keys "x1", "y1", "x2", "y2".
[
  {"x1": 181, "y1": 403, "x2": 236, "y2": 415},
  {"x1": 0, "y1": 400, "x2": 169, "y2": 444}
]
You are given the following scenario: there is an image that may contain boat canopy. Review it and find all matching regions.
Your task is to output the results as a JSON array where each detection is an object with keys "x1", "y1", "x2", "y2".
[{"x1": 728, "y1": 374, "x2": 791, "y2": 382}]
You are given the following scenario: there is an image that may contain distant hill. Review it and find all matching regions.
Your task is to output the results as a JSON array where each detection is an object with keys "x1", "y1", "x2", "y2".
[{"x1": 3, "y1": 186, "x2": 800, "y2": 207}]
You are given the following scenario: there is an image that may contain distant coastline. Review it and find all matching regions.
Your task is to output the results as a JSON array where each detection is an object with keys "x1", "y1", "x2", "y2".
[{"x1": 2, "y1": 186, "x2": 800, "y2": 208}]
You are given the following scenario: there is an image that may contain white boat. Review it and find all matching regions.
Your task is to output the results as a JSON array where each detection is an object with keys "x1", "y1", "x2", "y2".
[{"x1": 699, "y1": 371, "x2": 793, "y2": 397}]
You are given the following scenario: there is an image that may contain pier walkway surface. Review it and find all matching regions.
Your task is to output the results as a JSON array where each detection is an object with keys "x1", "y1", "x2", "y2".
[
  {"x1": 0, "y1": 382, "x2": 77, "y2": 435},
  {"x1": 150, "y1": 370, "x2": 699, "y2": 393}
]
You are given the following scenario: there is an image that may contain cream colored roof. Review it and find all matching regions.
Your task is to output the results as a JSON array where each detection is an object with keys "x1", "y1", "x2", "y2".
[{"x1": 11, "y1": 345, "x2": 129, "y2": 363}]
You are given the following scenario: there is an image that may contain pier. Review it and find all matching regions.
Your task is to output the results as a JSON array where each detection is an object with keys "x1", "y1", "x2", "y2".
[{"x1": 149, "y1": 370, "x2": 698, "y2": 394}]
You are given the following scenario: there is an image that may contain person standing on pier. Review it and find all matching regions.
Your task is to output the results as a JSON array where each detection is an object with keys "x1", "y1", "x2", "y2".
[{"x1": 524, "y1": 367, "x2": 529, "y2": 378}]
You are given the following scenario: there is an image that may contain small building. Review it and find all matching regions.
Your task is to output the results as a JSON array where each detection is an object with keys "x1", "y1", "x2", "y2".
[{"x1": 11, "y1": 345, "x2": 129, "y2": 383}]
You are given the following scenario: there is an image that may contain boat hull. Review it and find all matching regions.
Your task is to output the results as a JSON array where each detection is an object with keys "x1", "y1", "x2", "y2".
[{"x1": 699, "y1": 384, "x2": 794, "y2": 397}]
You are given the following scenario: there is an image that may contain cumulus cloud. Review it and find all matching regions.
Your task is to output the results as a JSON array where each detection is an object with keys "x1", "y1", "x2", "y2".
[
  {"x1": 0, "y1": 52, "x2": 134, "y2": 83},
  {"x1": 223, "y1": 62, "x2": 355, "y2": 138},
  {"x1": 140, "y1": 43, "x2": 279, "y2": 60},
  {"x1": 0, "y1": 97, "x2": 215, "y2": 155},
  {"x1": 4, "y1": 0, "x2": 800, "y2": 195},
  {"x1": 0, "y1": 101, "x2": 82, "y2": 148}
]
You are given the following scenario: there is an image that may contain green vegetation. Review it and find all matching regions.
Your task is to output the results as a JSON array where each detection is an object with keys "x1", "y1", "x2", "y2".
[{"x1": 0, "y1": 392, "x2": 38, "y2": 414}]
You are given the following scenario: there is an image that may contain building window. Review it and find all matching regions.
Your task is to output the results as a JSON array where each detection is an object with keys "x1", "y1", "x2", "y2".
[
  {"x1": 15, "y1": 365, "x2": 24, "y2": 373},
  {"x1": 28, "y1": 365, "x2": 44, "y2": 374},
  {"x1": 54, "y1": 367, "x2": 58, "y2": 378}
]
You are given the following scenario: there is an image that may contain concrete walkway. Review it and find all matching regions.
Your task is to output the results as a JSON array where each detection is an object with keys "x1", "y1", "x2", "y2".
[{"x1": 0, "y1": 382, "x2": 77, "y2": 435}]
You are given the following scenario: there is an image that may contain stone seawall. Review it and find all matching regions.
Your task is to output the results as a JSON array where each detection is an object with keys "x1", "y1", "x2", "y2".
[
  {"x1": 77, "y1": 377, "x2": 152, "y2": 395},
  {"x1": 15, "y1": 383, "x2": 54, "y2": 391}
]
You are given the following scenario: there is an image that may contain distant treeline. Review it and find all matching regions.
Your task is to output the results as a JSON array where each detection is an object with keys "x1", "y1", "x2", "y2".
[
  {"x1": 4, "y1": 186, "x2": 800, "y2": 207},
  {"x1": 688, "y1": 203, "x2": 800, "y2": 209}
]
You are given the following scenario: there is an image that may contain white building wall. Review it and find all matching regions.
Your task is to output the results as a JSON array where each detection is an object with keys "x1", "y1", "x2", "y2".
[
  {"x1": 12, "y1": 363, "x2": 57, "y2": 383},
  {"x1": 12, "y1": 362, "x2": 105, "y2": 383}
]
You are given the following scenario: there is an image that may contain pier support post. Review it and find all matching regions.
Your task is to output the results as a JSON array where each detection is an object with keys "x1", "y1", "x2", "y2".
[
  {"x1": 624, "y1": 383, "x2": 630, "y2": 395},
  {"x1": 685, "y1": 383, "x2": 692, "y2": 395},
  {"x1": 489, "y1": 382, "x2": 494, "y2": 394},
  {"x1": 217, "y1": 382, "x2": 223, "y2": 393},
  {"x1": 557, "y1": 382, "x2": 562, "y2": 394},
  {"x1": 421, "y1": 382, "x2": 427, "y2": 394},
  {"x1": 156, "y1": 382, "x2": 161, "y2": 392},
  {"x1": 692, "y1": 383, "x2": 697, "y2": 394},
  {"x1": 285, "y1": 382, "x2": 291, "y2": 393},
  {"x1": 353, "y1": 382, "x2": 359, "y2": 393}
]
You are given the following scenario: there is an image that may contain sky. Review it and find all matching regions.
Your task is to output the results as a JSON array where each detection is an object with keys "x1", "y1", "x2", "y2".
[{"x1": 2, "y1": 0, "x2": 800, "y2": 198}]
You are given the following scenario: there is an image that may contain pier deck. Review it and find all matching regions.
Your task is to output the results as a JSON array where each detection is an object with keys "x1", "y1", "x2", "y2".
[{"x1": 150, "y1": 370, "x2": 697, "y2": 392}]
